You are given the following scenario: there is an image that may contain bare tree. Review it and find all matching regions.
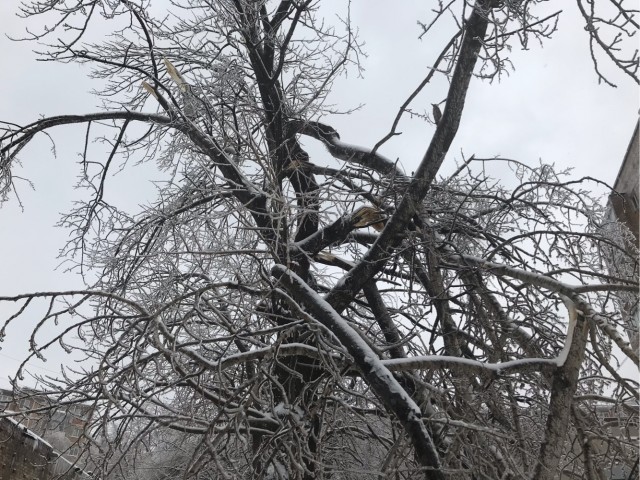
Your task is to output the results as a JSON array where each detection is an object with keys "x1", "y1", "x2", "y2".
[{"x1": 1, "y1": 1, "x2": 638, "y2": 479}]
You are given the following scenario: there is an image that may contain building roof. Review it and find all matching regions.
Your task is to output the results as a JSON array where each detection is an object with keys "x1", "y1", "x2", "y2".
[{"x1": 612, "y1": 119, "x2": 639, "y2": 192}]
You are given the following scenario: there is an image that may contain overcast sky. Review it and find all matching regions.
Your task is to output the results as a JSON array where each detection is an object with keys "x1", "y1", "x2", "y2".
[{"x1": 0, "y1": 1, "x2": 637, "y2": 389}]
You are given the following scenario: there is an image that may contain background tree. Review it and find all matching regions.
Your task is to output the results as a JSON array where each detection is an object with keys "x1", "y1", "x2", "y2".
[{"x1": 1, "y1": 1, "x2": 638, "y2": 479}]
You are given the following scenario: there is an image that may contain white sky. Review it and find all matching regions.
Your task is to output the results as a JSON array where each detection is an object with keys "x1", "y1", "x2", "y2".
[{"x1": 0, "y1": 1, "x2": 637, "y2": 389}]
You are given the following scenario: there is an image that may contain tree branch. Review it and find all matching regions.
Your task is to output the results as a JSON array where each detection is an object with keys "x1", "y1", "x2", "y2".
[{"x1": 272, "y1": 265, "x2": 444, "y2": 480}]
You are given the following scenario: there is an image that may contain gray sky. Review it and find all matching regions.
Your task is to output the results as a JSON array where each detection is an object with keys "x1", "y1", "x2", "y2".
[{"x1": 0, "y1": 1, "x2": 637, "y2": 388}]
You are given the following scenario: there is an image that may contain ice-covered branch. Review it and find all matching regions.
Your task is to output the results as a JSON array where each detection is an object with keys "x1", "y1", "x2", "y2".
[
  {"x1": 449, "y1": 253, "x2": 639, "y2": 366},
  {"x1": 291, "y1": 119, "x2": 404, "y2": 177},
  {"x1": 324, "y1": 0, "x2": 499, "y2": 314},
  {"x1": 382, "y1": 356, "x2": 557, "y2": 375},
  {"x1": 272, "y1": 264, "x2": 444, "y2": 480}
]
